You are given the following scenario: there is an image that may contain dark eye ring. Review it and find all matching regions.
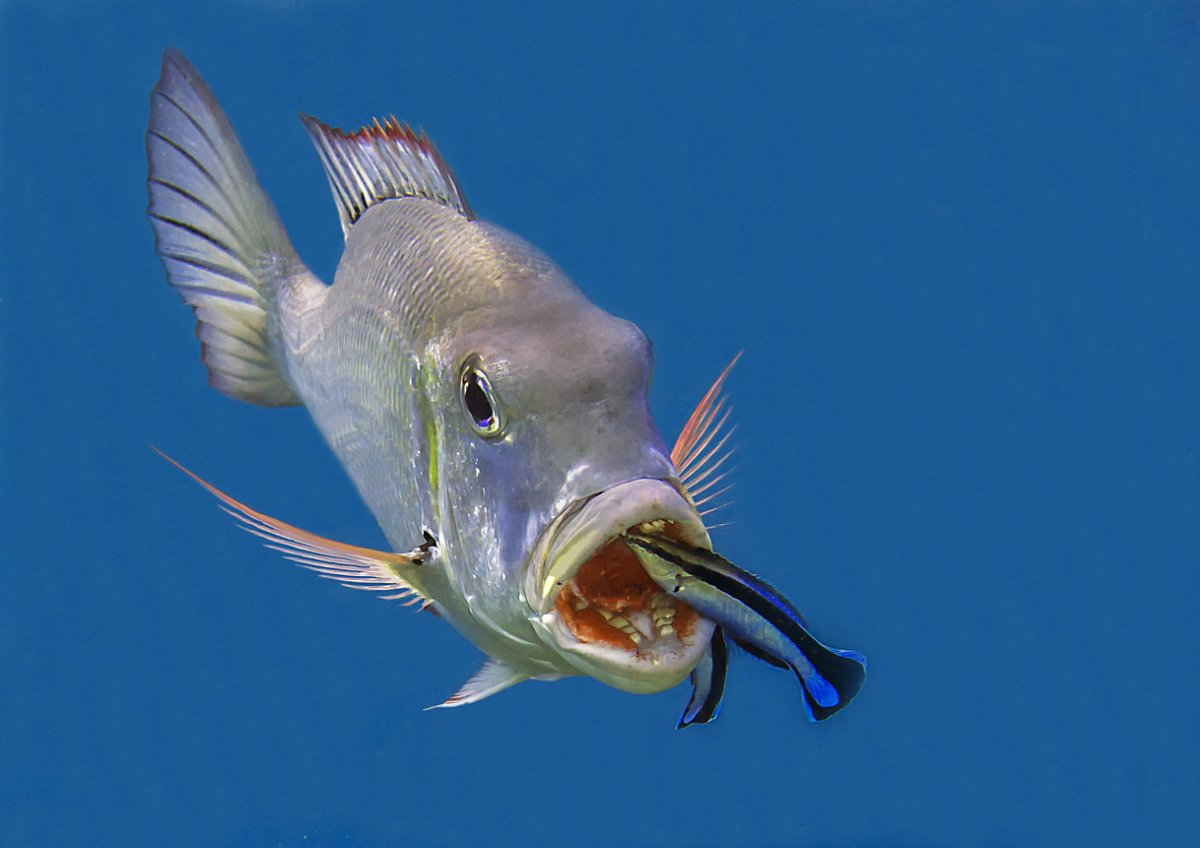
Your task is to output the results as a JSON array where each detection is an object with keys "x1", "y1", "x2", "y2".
[{"x1": 460, "y1": 359, "x2": 504, "y2": 439}]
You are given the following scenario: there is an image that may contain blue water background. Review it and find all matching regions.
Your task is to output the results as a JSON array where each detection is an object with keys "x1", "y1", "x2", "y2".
[{"x1": 3, "y1": 2, "x2": 1199, "y2": 846}]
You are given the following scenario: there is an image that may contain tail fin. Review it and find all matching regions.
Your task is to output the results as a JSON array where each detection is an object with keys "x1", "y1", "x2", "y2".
[
  {"x1": 793, "y1": 644, "x2": 868, "y2": 723},
  {"x1": 737, "y1": 632, "x2": 866, "y2": 722},
  {"x1": 146, "y1": 48, "x2": 321, "y2": 406}
]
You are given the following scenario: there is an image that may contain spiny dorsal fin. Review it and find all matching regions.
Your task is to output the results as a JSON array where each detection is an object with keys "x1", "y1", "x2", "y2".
[{"x1": 300, "y1": 114, "x2": 474, "y2": 237}]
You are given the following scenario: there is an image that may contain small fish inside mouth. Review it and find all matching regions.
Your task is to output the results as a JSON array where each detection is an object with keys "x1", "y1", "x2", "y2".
[
  {"x1": 553, "y1": 527, "x2": 700, "y2": 651},
  {"x1": 622, "y1": 529, "x2": 868, "y2": 722}
]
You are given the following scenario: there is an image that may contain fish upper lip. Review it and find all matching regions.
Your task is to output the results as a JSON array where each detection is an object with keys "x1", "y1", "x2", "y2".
[{"x1": 525, "y1": 477, "x2": 710, "y2": 616}]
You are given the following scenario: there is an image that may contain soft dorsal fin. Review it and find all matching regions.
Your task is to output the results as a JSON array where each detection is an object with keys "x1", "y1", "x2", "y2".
[{"x1": 300, "y1": 114, "x2": 474, "y2": 236}]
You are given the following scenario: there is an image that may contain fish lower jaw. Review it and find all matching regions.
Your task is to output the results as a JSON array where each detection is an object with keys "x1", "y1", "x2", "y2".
[{"x1": 538, "y1": 605, "x2": 715, "y2": 694}]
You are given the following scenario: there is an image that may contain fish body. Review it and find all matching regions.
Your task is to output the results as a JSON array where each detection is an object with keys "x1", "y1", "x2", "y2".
[{"x1": 146, "y1": 48, "x2": 865, "y2": 722}]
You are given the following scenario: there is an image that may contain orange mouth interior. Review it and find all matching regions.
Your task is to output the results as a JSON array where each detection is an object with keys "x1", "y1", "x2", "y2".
[{"x1": 554, "y1": 535, "x2": 698, "y2": 651}]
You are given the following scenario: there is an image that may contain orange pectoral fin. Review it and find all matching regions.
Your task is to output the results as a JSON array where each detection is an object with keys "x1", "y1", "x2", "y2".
[{"x1": 152, "y1": 447, "x2": 435, "y2": 607}]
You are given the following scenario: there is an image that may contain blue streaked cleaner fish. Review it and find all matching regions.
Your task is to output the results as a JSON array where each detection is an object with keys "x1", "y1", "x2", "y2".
[{"x1": 145, "y1": 48, "x2": 867, "y2": 726}]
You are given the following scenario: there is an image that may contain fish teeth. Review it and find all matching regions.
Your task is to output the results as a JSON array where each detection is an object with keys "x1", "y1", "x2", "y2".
[
  {"x1": 573, "y1": 598, "x2": 588, "y2": 611},
  {"x1": 652, "y1": 593, "x2": 677, "y2": 639},
  {"x1": 653, "y1": 598, "x2": 677, "y2": 636},
  {"x1": 591, "y1": 608, "x2": 658, "y2": 645}
]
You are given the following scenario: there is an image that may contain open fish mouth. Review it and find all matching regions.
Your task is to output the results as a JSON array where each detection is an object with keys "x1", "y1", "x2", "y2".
[{"x1": 527, "y1": 478, "x2": 717, "y2": 692}]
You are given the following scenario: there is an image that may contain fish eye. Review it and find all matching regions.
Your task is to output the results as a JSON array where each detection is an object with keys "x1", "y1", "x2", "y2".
[{"x1": 460, "y1": 359, "x2": 504, "y2": 439}]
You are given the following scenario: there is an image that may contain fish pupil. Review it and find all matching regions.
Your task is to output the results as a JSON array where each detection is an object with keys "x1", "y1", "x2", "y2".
[{"x1": 463, "y1": 372, "x2": 494, "y2": 428}]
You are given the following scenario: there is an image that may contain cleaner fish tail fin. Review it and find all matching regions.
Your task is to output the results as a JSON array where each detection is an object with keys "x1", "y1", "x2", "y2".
[
  {"x1": 146, "y1": 48, "x2": 323, "y2": 406},
  {"x1": 730, "y1": 631, "x2": 864, "y2": 721},
  {"x1": 791, "y1": 642, "x2": 868, "y2": 723}
]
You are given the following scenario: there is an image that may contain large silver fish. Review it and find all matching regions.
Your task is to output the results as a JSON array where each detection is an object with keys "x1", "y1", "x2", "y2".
[{"x1": 146, "y1": 48, "x2": 865, "y2": 724}]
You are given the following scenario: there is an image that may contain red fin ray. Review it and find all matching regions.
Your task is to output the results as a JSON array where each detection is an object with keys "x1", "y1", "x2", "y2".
[{"x1": 670, "y1": 353, "x2": 742, "y2": 526}]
